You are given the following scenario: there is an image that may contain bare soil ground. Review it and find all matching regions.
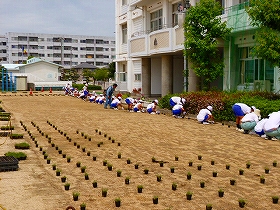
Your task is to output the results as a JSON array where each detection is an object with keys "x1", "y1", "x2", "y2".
[{"x1": 0, "y1": 91, "x2": 280, "y2": 210}]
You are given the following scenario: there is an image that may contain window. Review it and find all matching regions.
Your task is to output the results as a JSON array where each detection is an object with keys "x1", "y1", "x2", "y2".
[
  {"x1": 150, "y1": 9, "x2": 163, "y2": 32},
  {"x1": 122, "y1": 0, "x2": 127, "y2": 5},
  {"x1": 47, "y1": 46, "x2": 53, "y2": 49},
  {"x1": 134, "y1": 74, "x2": 141, "y2": 81},
  {"x1": 122, "y1": 24, "x2": 127, "y2": 44},
  {"x1": 38, "y1": 46, "x2": 45, "y2": 49}
]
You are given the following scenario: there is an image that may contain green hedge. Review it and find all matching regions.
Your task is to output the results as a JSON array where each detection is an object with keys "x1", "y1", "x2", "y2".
[
  {"x1": 15, "y1": 142, "x2": 30, "y2": 149},
  {"x1": 5, "y1": 152, "x2": 27, "y2": 160},
  {"x1": 159, "y1": 91, "x2": 280, "y2": 122},
  {"x1": 72, "y1": 84, "x2": 102, "y2": 91},
  {"x1": 10, "y1": 134, "x2": 24, "y2": 139},
  {"x1": 1, "y1": 126, "x2": 14, "y2": 130}
]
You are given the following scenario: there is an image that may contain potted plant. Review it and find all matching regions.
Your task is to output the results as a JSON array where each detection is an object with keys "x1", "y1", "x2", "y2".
[
  {"x1": 81, "y1": 166, "x2": 86, "y2": 173},
  {"x1": 260, "y1": 175, "x2": 265, "y2": 184},
  {"x1": 92, "y1": 181, "x2": 97, "y2": 188},
  {"x1": 137, "y1": 185, "x2": 143, "y2": 193},
  {"x1": 76, "y1": 161, "x2": 81, "y2": 167},
  {"x1": 206, "y1": 203, "x2": 212, "y2": 210},
  {"x1": 198, "y1": 155, "x2": 202, "y2": 160},
  {"x1": 117, "y1": 152, "x2": 121, "y2": 159},
  {"x1": 118, "y1": 142, "x2": 121, "y2": 146},
  {"x1": 76, "y1": 130, "x2": 79, "y2": 134},
  {"x1": 85, "y1": 173, "x2": 89, "y2": 180},
  {"x1": 197, "y1": 165, "x2": 202, "y2": 170},
  {"x1": 175, "y1": 155, "x2": 179, "y2": 161},
  {"x1": 186, "y1": 191, "x2": 193, "y2": 200},
  {"x1": 153, "y1": 196, "x2": 158, "y2": 204},
  {"x1": 159, "y1": 161, "x2": 164, "y2": 167},
  {"x1": 156, "y1": 174, "x2": 162, "y2": 182},
  {"x1": 218, "y1": 189, "x2": 224, "y2": 197},
  {"x1": 77, "y1": 144, "x2": 80, "y2": 149},
  {"x1": 213, "y1": 171, "x2": 218, "y2": 177},
  {"x1": 170, "y1": 166, "x2": 175, "y2": 173},
  {"x1": 44, "y1": 153, "x2": 48, "y2": 160},
  {"x1": 172, "y1": 182, "x2": 177, "y2": 191},
  {"x1": 67, "y1": 156, "x2": 71, "y2": 163},
  {"x1": 64, "y1": 182, "x2": 70, "y2": 190},
  {"x1": 58, "y1": 149, "x2": 62, "y2": 154},
  {"x1": 189, "y1": 160, "x2": 193, "y2": 166},
  {"x1": 52, "y1": 164, "x2": 56, "y2": 170},
  {"x1": 134, "y1": 163, "x2": 139, "y2": 169},
  {"x1": 211, "y1": 160, "x2": 215, "y2": 165},
  {"x1": 102, "y1": 188, "x2": 108, "y2": 197},
  {"x1": 238, "y1": 198, "x2": 246, "y2": 208},
  {"x1": 82, "y1": 147, "x2": 86, "y2": 152},
  {"x1": 107, "y1": 163, "x2": 113, "y2": 171},
  {"x1": 246, "y1": 161, "x2": 251, "y2": 169},
  {"x1": 230, "y1": 179, "x2": 236, "y2": 185},
  {"x1": 73, "y1": 191, "x2": 80, "y2": 201},
  {"x1": 125, "y1": 176, "x2": 130, "y2": 184},
  {"x1": 272, "y1": 196, "x2": 279, "y2": 204},
  {"x1": 116, "y1": 169, "x2": 122, "y2": 177},
  {"x1": 264, "y1": 167, "x2": 270, "y2": 174},
  {"x1": 61, "y1": 176, "x2": 67, "y2": 183},
  {"x1": 56, "y1": 169, "x2": 61, "y2": 176},
  {"x1": 80, "y1": 202, "x2": 86, "y2": 210},
  {"x1": 200, "y1": 181, "x2": 205, "y2": 188},
  {"x1": 144, "y1": 168, "x2": 149, "y2": 174},
  {"x1": 92, "y1": 156, "x2": 97, "y2": 161},
  {"x1": 152, "y1": 156, "x2": 156, "y2": 162},
  {"x1": 46, "y1": 158, "x2": 51, "y2": 164},
  {"x1": 115, "y1": 198, "x2": 121, "y2": 207},
  {"x1": 187, "y1": 172, "x2": 192, "y2": 180},
  {"x1": 226, "y1": 164, "x2": 230, "y2": 170},
  {"x1": 127, "y1": 158, "x2": 131, "y2": 164},
  {"x1": 103, "y1": 159, "x2": 107, "y2": 166},
  {"x1": 62, "y1": 153, "x2": 66, "y2": 158},
  {"x1": 239, "y1": 169, "x2": 244, "y2": 175},
  {"x1": 273, "y1": 160, "x2": 277, "y2": 167}
]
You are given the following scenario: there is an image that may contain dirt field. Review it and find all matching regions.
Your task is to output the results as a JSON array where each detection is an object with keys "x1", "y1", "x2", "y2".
[{"x1": 0, "y1": 91, "x2": 280, "y2": 210}]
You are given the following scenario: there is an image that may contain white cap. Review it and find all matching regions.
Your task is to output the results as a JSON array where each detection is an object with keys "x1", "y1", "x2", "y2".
[
  {"x1": 207, "y1": 106, "x2": 213, "y2": 111},
  {"x1": 154, "y1": 99, "x2": 158, "y2": 104},
  {"x1": 251, "y1": 106, "x2": 256, "y2": 111},
  {"x1": 181, "y1": 98, "x2": 186, "y2": 104},
  {"x1": 254, "y1": 109, "x2": 261, "y2": 117},
  {"x1": 118, "y1": 96, "x2": 122, "y2": 100}
]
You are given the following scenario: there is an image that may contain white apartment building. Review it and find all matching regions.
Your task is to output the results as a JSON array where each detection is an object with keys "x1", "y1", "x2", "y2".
[
  {"x1": 115, "y1": 0, "x2": 280, "y2": 97},
  {"x1": 0, "y1": 32, "x2": 115, "y2": 69}
]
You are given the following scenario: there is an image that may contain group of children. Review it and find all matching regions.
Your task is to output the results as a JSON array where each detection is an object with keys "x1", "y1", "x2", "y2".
[{"x1": 232, "y1": 102, "x2": 280, "y2": 140}]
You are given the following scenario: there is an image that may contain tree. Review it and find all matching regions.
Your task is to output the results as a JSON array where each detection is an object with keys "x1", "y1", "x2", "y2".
[
  {"x1": 62, "y1": 69, "x2": 79, "y2": 82},
  {"x1": 246, "y1": 0, "x2": 280, "y2": 67},
  {"x1": 184, "y1": 0, "x2": 231, "y2": 90},
  {"x1": 107, "y1": 62, "x2": 116, "y2": 79},
  {"x1": 93, "y1": 68, "x2": 109, "y2": 81},
  {"x1": 82, "y1": 68, "x2": 94, "y2": 83}
]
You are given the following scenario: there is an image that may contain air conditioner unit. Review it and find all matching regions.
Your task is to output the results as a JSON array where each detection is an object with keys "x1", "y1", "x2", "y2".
[{"x1": 254, "y1": 80, "x2": 271, "y2": 91}]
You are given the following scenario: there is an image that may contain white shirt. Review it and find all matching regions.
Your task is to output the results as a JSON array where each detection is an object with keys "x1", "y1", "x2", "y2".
[
  {"x1": 197, "y1": 109, "x2": 211, "y2": 122},
  {"x1": 241, "y1": 112, "x2": 259, "y2": 123},
  {"x1": 254, "y1": 118, "x2": 269, "y2": 132},
  {"x1": 171, "y1": 97, "x2": 182, "y2": 105},
  {"x1": 147, "y1": 103, "x2": 155, "y2": 110},
  {"x1": 172, "y1": 104, "x2": 183, "y2": 111},
  {"x1": 134, "y1": 103, "x2": 142, "y2": 109},
  {"x1": 264, "y1": 111, "x2": 280, "y2": 131},
  {"x1": 235, "y1": 103, "x2": 252, "y2": 114},
  {"x1": 111, "y1": 98, "x2": 120, "y2": 105}
]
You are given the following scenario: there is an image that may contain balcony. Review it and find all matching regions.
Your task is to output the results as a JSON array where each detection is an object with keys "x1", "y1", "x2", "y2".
[{"x1": 129, "y1": 24, "x2": 184, "y2": 57}]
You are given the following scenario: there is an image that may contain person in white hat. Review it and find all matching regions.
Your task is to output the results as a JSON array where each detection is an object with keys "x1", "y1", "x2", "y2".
[
  {"x1": 125, "y1": 97, "x2": 136, "y2": 112},
  {"x1": 197, "y1": 106, "x2": 214, "y2": 124},
  {"x1": 172, "y1": 103, "x2": 185, "y2": 118},
  {"x1": 133, "y1": 100, "x2": 144, "y2": 112},
  {"x1": 146, "y1": 100, "x2": 159, "y2": 114},
  {"x1": 264, "y1": 110, "x2": 280, "y2": 140},
  {"x1": 110, "y1": 96, "x2": 124, "y2": 110},
  {"x1": 240, "y1": 108, "x2": 260, "y2": 134}
]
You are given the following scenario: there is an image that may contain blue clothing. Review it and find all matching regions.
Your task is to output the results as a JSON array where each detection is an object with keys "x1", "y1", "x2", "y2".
[
  {"x1": 232, "y1": 104, "x2": 245, "y2": 117},
  {"x1": 104, "y1": 85, "x2": 115, "y2": 108},
  {"x1": 172, "y1": 109, "x2": 182, "y2": 116},
  {"x1": 147, "y1": 108, "x2": 153, "y2": 113}
]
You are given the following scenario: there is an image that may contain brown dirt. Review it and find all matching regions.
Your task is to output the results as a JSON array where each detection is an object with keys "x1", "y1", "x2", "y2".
[{"x1": 0, "y1": 92, "x2": 280, "y2": 210}]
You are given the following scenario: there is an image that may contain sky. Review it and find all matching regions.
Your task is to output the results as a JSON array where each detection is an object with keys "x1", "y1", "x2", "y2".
[{"x1": 0, "y1": 0, "x2": 115, "y2": 37}]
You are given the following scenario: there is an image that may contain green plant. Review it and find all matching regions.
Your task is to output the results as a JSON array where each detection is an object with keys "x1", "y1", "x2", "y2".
[
  {"x1": 5, "y1": 151, "x2": 27, "y2": 160},
  {"x1": 73, "y1": 191, "x2": 80, "y2": 197},
  {"x1": 80, "y1": 203, "x2": 86, "y2": 207},
  {"x1": 15, "y1": 142, "x2": 30, "y2": 149},
  {"x1": 273, "y1": 160, "x2": 277, "y2": 167},
  {"x1": 64, "y1": 182, "x2": 70, "y2": 187},
  {"x1": 137, "y1": 185, "x2": 143, "y2": 189},
  {"x1": 115, "y1": 197, "x2": 121, "y2": 202}
]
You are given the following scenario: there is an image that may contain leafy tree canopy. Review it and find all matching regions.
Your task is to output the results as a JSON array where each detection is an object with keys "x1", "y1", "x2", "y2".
[
  {"x1": 247, "y1": 0, "x2": 280, "y2": 67},
  {"x1": 107, "y1": 62, "x2": 116, "y2": 79},
  {"x1": 93, "y1": 68, "x2": 109, "y2": 81},
  {"x1": 184, "y1": 0, "x2": 231, "y2": 90}
]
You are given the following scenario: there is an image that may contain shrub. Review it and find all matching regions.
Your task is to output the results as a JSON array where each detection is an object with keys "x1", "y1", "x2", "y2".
[
  {"x1": 1, "y1": 125, "x2": 14, "y2": 130},
  {"x1": 10, "y1": 134, "x2": 24, "y2": 139},
  {"x1": 5, "y1": 151, "x2": 27, "y2": 160},
  {"x1": 15, "y1": 142, "x2": 30, "y2": 149}
]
